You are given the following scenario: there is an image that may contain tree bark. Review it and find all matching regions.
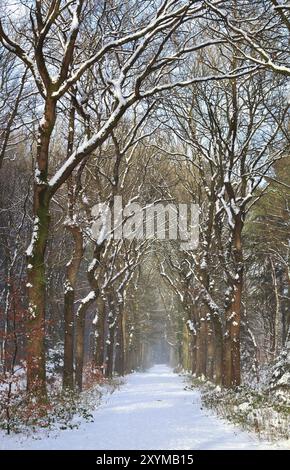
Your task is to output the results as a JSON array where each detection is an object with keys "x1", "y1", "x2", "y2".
[
  {"x1": 63, "y1": 226, "x2": 83, "y2": 389},
  {"x1": 105, "y1": 295, "x2": 116, "y2": 379},
  {"x1": 195, "y1": 311, "x2": 207, "y2": 377},
  {"x1": 26, "y1": 97, "x2": 56, "y2": 396},
  {"x1": 206, "y1": 316, "x2": 215, "y2": 380},
  {"x1": 94, "y1": 297, "x2": 106, "y2": 372},
  {"x1": 75, "y1": 244, "x2": 103, "y2": 391},
  {"x1": 114, "y1": 307, "x2": 125, "y2": 376},
  {"x1": 212, "y1": 314, "x2": 223, "y2": 384},
  {"x1": 222, "y1": 216, "x2": 243, "y2": 387}
]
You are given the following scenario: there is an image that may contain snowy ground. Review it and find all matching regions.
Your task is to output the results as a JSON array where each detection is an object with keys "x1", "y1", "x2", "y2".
[{"x1": 1, "y1": 364, "x2": 289, "y2": 450}]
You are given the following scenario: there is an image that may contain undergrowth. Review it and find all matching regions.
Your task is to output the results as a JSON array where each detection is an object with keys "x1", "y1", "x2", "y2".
[
  {"x1": 0, "y1": 366, "x2": 122, "y2": 436},
  {"x1": 187, "y1": 375, "x2": 290, "y2": 442}
]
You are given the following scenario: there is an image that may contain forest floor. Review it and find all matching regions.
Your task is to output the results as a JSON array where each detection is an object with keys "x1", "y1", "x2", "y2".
[{"x1": 0, "y1": 364, "x2": 289, "y2": 450}]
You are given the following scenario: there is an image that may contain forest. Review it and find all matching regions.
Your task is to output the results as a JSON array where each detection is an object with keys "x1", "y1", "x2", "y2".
[{"x1": 0, "y1": 0, "x2": 289, "y2": 450}]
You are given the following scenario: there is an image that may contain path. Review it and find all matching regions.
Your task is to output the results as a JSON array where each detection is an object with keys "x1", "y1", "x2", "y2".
[{"x1": 1, "y1": 365, "x2": 288, "y2": 449}]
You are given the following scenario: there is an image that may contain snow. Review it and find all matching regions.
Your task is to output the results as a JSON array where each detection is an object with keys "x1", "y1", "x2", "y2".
[
  {"x1": 187, "y1": 319, "x2": 196, "y2": 334},
  {"x1": 1, "y1": 365, "x2": 288, "y2": 450},
  {"x1": 26, "y1": 217, "x2": 40, "y2": 257},
  {"x1": 39, "y1": 116, "x2": 47, "y2": 129},
  {"x1": 110, "y1": 77, "x2": 126, "y2": 106},
  {"x1": 64, "y1": 282, "x2": 73, "y2": 294},
  {"x1": 70, "y1": 9, "x2": 79, "y2": 32},
  {"x1": 28, "y1": 302, "x2": 36, "y2": 319},
  {"x1": 79, "y1": 291, "x2": 96, "y2": 305},
  {"x1": 34, "y1": 167, "x2": 42, "y2": 184},
  {"x1": 208, "y1": 3, "x2": 290, "y2": 77},
  {"x1": 88, "y1": 259, "x2": 97, "y2": 273},
  {"x1": 48, "y1": 97, "x2": 127, "y2": 190}
]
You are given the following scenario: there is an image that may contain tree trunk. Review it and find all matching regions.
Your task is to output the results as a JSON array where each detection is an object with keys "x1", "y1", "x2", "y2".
[
  {"x1": 212, "y1": 314, "x2": 223, "y2": 385},
  {"x1": 223, "y1": 217, "x2": 243, "y2": 387},
  {"x1": 26, "y1": 97, "x2": 56, "y2": 397},
  {"x1": 75, "y1": 287, "x2": 99, "y2": 391},
  {"x1": 95, "y1": 297, "x2": 105, "y2": 372},
  {"x1": 182, "y1": 322, "x2": 191, "y2": 370},
  {"x1": 115, "y1": 307, "x2": 125, "y2": 376},
  {"x1": 191, "y1": 332, "x2": 197, "y2": 375},
  {"x1": 63, "y1": 226, "x2": 83, "y2": 389},
  {"x1": 75, "y1": 309, "x2": 86, "y2": 391},
  {"x1": 122, "y1": 308, "x2": 128, "y2": 373},
  {"x1": 106, "y1": 327, "x2": 115, "y2": 378},
  {"x1": 222, "y1": 305, "x2": 232, "y2": 388},
  {"x1": 105, "y1": 296, "x2": 116, "y2": 378},
  {"x1": 223, "y1": 283, "x2": 242, "y2": 388},
  {"x1": 230, "y1": 280, "x2": 242, "y2": 386},
  {"x1": 26, "y1": 195, "x2": 50, "y2": 396},
  {"x1": 195, "y1": 312, "x2": 207, "y2": 377},
  {"x1": 206, "y1": 316, "x2": 215, "y2": 380},
  {"x1": 75, "y1": 244, "x2": 103, "y2": 390},
  {"x1": 63, "y1": 101, "x2": 81, "y2": 389}
]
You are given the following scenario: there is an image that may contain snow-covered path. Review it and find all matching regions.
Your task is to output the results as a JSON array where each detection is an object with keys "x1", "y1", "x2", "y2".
[{"x1": 1, "y1": 365, "x2": 289, "y2": 450}]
